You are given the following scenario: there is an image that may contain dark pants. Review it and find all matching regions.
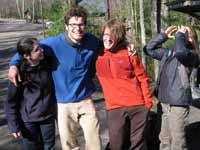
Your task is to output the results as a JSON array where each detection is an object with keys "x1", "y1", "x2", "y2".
[
  {"x1": 21, "y1": 119, "x2": 55, "y2": 150},
  {"x1": 107, "y1": 105, "x2": 148, "y2": 150}
]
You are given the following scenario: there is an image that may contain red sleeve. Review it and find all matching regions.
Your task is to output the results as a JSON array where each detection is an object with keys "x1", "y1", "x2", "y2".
[{"x1": 131, "y1": 55, "x2": 153, "y2": 109}]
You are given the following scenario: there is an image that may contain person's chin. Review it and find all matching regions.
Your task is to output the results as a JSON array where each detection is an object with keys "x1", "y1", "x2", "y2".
[
  {"x1": 40, "y1": 55, "x2": 44, "y2": 60},
  {"x1": 74, "y1": 37, "x2": 83, "y2": 43},
  {"x1": 75, "y1": 35, "x2": 83, "y2": 40},
  {"x1": 104, "y1": 45, "x2": 113, "y2": 50}
]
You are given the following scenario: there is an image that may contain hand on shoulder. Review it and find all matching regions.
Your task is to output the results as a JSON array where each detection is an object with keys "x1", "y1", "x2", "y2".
[{"x1": 127, "y1": 44, "x2": 137, "y2": 56}]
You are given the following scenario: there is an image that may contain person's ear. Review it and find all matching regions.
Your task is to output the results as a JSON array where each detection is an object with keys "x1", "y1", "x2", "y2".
[{"x1": 65, "y1": 25, "x2": 68, "y2": 31}]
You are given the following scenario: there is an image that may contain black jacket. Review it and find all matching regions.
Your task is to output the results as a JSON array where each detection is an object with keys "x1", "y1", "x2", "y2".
[
  {"x1": 5, "y1": 56, "x2": 56, "y2": 133},
  {"x1": 144, "y1": 32, "x2": 199, "y2": 106}
]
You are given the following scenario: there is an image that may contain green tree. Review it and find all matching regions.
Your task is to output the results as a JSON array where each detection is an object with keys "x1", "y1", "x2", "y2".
[{"x1": 44, "y1": 0, "x2": 68, "y2": 36}]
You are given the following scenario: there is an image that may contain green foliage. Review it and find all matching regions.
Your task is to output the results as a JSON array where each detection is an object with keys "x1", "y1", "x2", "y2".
[
  {"x1": 44, "y1": 0, "x2": 65, "y2": 21},
  {"x1": 119, "y1": 0, "x2": 132, "y2": 20},
  {"x1": 44, "y1": 0, "x2": 68, "y2": 36},
  {"x1": 168, "y1": 11, "x2": 188, "y2": 26},
  {"x1": 86, "y1": 17, "x2": 102, "y2": 37},
  {"x1": 45, "y1": 18, "x2": 65, "y2": 36}
]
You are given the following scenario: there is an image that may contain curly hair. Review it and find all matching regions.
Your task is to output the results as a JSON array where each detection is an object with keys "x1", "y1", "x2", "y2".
[{"x1": 64, "y1": 6, "x2": 88, "y2": 25}]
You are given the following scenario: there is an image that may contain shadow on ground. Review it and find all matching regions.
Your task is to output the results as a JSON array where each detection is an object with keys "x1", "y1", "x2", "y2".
[{"x1": 186, "y1": 121, "x2": 200, "y2": 150}]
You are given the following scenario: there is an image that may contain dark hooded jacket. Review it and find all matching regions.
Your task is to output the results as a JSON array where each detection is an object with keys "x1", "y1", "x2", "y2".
[
  {"x1": 144, "y1": 32, "x2": 199, "y2": 106},
  {"x1": 5, "y1": 55, "x2": 56, "y2": 133}
]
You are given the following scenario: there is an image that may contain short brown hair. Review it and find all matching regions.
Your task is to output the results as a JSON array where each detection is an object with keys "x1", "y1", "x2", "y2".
[
  {"x1": 101, "y1": 19, "x2": 126, "y2": 45},
  {"x1": 64, "y1": 6, "x2": 88, "y2": 25}
]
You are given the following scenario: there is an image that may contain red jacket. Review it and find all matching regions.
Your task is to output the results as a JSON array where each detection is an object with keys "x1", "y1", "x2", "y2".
[{"x1": 96, "y1": 48, "x2": 153, "y2": 110}]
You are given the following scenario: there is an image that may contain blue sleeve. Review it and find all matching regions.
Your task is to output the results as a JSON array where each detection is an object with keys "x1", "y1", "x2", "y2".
[
  {"x1": 144, "y1": 33, "x2": 169, "y2": 60},
  {"x1": 10, "y1": 53, "x2": 20, "y2": 66}
]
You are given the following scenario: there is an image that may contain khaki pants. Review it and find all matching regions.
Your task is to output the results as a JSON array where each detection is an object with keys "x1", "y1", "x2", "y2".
[
  {"x1": 57, "y1": 98, "x2": 102, "y2": 150},
  {"x1": 159, "y1": 103, "x2": 189, "y2": 150}
]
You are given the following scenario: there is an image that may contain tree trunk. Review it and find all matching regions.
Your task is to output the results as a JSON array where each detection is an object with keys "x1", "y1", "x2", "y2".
[
  {"x1": 106, "y1": 0, "x2": 110, "y2": 20},
  {"x1": 32, "y1": 0, "x2": 35, "y2": 23},
  {"x1": 134, "y1": 0, "x2": 138, "y2": 48},
  {"x1": 161, "y1": 0, "x2": 169, "y2": 29},
  {"x1": 157, "y1": 0, "x2": 161, "y2": 33},
  {"x1": 107, "y1": 0, "x2": 123, "y2": 18},
  {"x1": 139, "y1": 0, "x2": 146, "y2": 67},
  {"x1": 16, "y1": 0, "x2": 22, "y2": 18},
  {"x1": 130, "y1": 0, "x2": 136, "y2": 45},
  {"x1": 67, "y1": 0, "x2": 77, "y2": 8},
  {"x1": 40, "y1": 0, "x2": 45, "y2": 38},
  {"x1": 151, "y1": 0, "x2": 161, "y2": 81},
  {"x1": 22, "y1": 0, "x2": 24, "y2": 19}
]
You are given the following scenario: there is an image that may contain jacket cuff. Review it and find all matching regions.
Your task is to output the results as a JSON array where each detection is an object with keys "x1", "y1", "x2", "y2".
[{"x1": 145, "y1": 101, "x2": 153, "y2": 109}]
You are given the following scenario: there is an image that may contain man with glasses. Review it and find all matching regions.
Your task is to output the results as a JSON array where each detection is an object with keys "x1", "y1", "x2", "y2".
[{"x1": 8, "y1": 6, "x2": 101, "y2": 150}]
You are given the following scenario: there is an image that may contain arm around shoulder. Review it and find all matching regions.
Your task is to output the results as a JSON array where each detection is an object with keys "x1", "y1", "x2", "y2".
[{"x1": 8, "y1": 65, "x2": 20, "y2": 87}]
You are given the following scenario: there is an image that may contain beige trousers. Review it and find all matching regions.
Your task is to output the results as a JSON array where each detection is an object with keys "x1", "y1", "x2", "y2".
[{"x1": 57, "y1": 98, "x2": 102, "y2": 150}]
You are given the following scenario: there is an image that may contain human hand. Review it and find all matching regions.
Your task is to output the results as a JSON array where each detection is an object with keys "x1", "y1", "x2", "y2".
[
  {"x1": 164, "y1": 25, "x2": 177, "y2": 39},
  {"x1": 127, "y1": 44, "x2": 137, "y2": 56},
  {"x1": 8, "y1": 66, "x2": 21, "y2": 87},
  {"x1": 12, "y1": 132, "x2": 21, "y2": 139},
  {"x1": 177, "y1": 25, "x2": 188, "y2": 34}
]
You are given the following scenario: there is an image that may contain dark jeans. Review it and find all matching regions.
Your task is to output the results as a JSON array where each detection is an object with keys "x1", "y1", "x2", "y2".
[
  {"x1": 21, "y1": 119, "x2": 55, "y2": 150},
  {"x1": 107, "y1": 105, "x2": 148, "y2": 150}
]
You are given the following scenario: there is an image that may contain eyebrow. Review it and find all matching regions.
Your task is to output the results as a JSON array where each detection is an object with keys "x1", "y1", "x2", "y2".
[{"x1": 33, "y1": 45, "x2": 39, "y2": 52}]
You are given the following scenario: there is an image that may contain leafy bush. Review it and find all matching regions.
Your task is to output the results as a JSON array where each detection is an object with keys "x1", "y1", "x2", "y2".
[{"x1": 44, "y1": 0, "x2": 68, "y2": 36}]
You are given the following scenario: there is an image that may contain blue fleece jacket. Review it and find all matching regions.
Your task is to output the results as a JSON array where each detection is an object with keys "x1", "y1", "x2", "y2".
[{"x1": 10, "y1": 32, "x2": 101, "y2": 103}]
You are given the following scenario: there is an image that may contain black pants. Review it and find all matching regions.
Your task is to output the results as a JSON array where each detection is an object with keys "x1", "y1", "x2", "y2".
[
  {"x1": 20, "y1": 119, "x2": 55, "y2": 150},
  {"x1": 107, "y1": 105, "x2": 148, "y2": 150}
]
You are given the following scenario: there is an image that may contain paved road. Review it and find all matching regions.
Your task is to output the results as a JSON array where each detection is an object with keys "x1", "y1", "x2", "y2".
[{"x1": 0, "y1": 18, "x2": 109, "y2": 150}]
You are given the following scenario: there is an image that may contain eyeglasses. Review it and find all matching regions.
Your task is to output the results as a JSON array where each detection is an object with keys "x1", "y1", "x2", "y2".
[{"x1": 68, "y1": 23, "x2": 85, "y2": 28}]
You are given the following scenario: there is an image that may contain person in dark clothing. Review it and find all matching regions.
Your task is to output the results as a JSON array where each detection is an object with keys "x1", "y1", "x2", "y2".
[
  {"x1": 5, "y1": 37, "x2": 56, "y2": 150},
  {"x1": 144, "y1": 26, "x2": 200, "y2": 150}
]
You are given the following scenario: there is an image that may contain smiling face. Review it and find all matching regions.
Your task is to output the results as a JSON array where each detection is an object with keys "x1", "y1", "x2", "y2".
[
  {"x1": 101, "y1": 19, "x2": 126, "y2": 52},
  {"x1": 102, "y1": 27, "x2": 117, "y2": 50},
  {"x1": 66, "y1": 16, "x2": 85, "y2": 44}
]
